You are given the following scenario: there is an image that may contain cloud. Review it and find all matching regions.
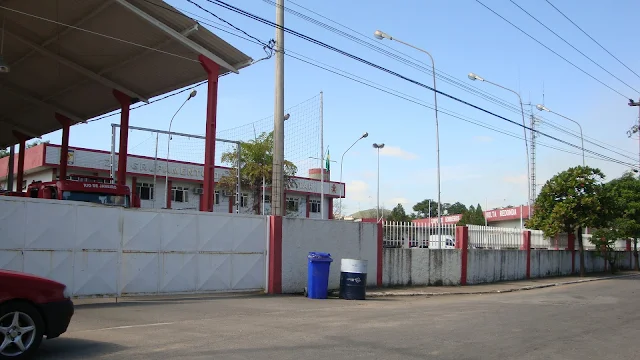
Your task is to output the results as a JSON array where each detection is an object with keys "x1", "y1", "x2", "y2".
[
  {"x1": 473, "y1": 135, "x2": 493, "y2": 143},
  {"x1": 379, "y1": 146, "x2": 418, "y2": 160},
  {"x1": 503, "y1": 174, "x2": 527, "y2": 184},
  {"x1": 387, "y1": 197, "x2": 409, "y2": 206},
  {"x1": 347, "y1": 180, "x2": 372, "y2": 202}
]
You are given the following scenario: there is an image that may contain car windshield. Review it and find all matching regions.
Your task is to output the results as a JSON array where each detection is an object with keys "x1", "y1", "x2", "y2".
[{"x1": 62, "y1": 191, "x2": 129, "y2": 207}]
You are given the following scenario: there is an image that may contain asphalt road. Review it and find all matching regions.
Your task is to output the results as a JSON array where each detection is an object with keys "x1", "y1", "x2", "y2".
[{"x1": 37, "y1": 276, "x2": 640, "y2": 359}]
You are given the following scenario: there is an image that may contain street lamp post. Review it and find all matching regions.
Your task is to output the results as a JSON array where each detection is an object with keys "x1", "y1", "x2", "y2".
[
  {"x1": 164, "y1": 90, "x2": 197, "y2": 208},
  {"x1": 468, "y1": 72, "x2": 531, "y2": 216},
  {"x1": 339, "y1": 132, "x2": 368, "y2": 218},
  {"x1": 536, "y1": 104, "x2": 585, "y2": 166},
  {"x1": 374, "y1": 29, "x2": 443, "y2": 241},
  {"x1": 373, "y1": 143, "x2": 385, "y2": 221}
]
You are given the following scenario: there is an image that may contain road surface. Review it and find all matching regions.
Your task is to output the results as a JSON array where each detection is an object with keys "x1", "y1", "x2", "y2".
[{"x1": 38, "y1": 275, "x2": 640, "y2": 359}]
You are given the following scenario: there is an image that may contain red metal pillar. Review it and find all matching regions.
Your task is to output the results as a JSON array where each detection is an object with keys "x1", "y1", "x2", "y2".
[
  {"x1": 55, "y1": 114, "x2": 71, "y2": 181},
  {"x1": 13, "y1": 132, "x2": 26, "y2": 192},
  {"x1": 305, "y1": 195, "x2": 310, "y2": 218},
  {"x1": 522, "y1": 231, "x2": 531, "y2": 279},
  {"x1": 166, "y1": 180, "x2": 172, "y2": 209},
  {"x1": 199, "y1": 55, "x2": 220, "y2": 212},
  {"x1": 455, "y1": 226, "x2": 469, "y2": 285},
  {"x1": 268, "y1": 215, "x2": 283, "y2": 294},
  {"x1": 376, "y1": 221, "x2": 383, "y2": 287},
  {"x1": 113, "y1": 90, "x2": 131, "y2": 185}
]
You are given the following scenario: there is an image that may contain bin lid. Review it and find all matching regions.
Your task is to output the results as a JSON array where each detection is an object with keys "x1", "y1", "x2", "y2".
[{"x1": 308, "y1": 252, "x2": 333, "y2": 261}]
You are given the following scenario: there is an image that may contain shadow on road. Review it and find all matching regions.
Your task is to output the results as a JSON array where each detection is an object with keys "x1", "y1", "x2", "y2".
[{"x1": 36, "y1": 337, "x2": 126, "y2": 359}]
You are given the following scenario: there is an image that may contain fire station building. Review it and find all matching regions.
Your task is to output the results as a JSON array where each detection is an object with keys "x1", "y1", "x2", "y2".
[{"x1": 0, "y1": 143, "x2": 344, "y2": 219}]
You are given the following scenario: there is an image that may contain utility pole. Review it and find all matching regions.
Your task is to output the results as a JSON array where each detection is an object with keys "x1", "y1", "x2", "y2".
[
  {"x1": 530, "y1": 111, "x2": 537, "y2": 206},
  {"x1": 320, "y1": 91, "x2": 325, "y2": 220},
  {"x1": 271, "y1": 0, "x2": 285, "y2": 216}
]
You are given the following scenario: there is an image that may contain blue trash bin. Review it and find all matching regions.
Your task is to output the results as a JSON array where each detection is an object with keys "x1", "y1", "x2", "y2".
[{"x1": 307, "y1": 252, "x2": 333, "y2": 299}]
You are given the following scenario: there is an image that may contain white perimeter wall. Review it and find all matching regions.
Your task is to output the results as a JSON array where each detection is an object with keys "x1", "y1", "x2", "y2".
[
  {"x1": 281, "y1": 218, "x2": 377, "y2": 293},
  {"x1": 382, "y1": 249, "x2": 461, "y2": 286},
  {"x1": 466, "y1": 250, "x2": 528, "y2": 284},
  {"x1": 0, "y1": 196, "x2": 267, "y2": 297}
]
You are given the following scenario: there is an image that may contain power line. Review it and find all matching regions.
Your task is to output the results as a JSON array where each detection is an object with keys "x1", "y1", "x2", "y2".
[
  {"x1": 509, "y1": 0, "x2": 639, "y2": 95},
  {"x1": 191, "y1": 1, "x2": 638, "y2": 169},
  {"x1": 263, "y1": 0, "x2": 525, "y2": 117},
  {"x1": 474, "y1": 0, "x2": 630, "y2": 99},
  {"x1": 544, "y1": 0, "x2": 640, "y2": 81},
  {"x1": 201, "y1": 0, "x2": 638, "y2": 168},
  {"x1": 261, "y1": 0, "x2": 638, "y2": 164}
]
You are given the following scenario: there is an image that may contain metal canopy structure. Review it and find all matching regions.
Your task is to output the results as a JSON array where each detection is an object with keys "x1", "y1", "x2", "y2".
[{"x1": 0, "y1": 0, "x2": 253, "y2": 148}]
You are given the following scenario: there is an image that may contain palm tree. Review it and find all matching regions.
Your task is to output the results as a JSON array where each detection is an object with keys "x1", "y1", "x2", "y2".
[{"x1": 218, "y1": 132, "x2": 297, "y2": 215}]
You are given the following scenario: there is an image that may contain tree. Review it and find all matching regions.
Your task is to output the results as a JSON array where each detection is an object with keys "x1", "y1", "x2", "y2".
[
  {"x1": 526, "y1": 166, "x2": 615, "y2": 276},
  {"x1": 447, "y1": 202, "x2": 467, "y2": 215},
  {"x1": 457, "y1": 204, "x2": 485, "y2": 226},
  {"x1": 217, "y1": 132, "x2": 297, "y2": 215},
  {"x1": 591, "y1": 226, "x2": 623, "y2": 274},
  {"x1": 412, "y1": 199, "x2": 438, "y2": 218},
  {"x1": 387, "y1": 203, "x2": 410, "y2": 222},
  {"x1": 600, "y1": 171, "x2": 640, "y2": 271},
  {"x1": 0, "y1": 140, "x2": 49, "y2": 158}
]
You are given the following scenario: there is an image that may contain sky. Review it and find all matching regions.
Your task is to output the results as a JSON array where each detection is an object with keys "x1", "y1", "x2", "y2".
[{"x1": 38, "y1": 0, "x2": 640, "y2": 215}]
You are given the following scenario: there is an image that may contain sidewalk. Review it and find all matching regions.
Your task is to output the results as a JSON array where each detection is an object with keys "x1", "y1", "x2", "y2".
[{"x1": 363, "y1": 272, "x2": 639, "y2": 298}]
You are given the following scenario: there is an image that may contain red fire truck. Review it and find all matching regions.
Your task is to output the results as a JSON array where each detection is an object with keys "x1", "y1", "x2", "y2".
[{"x1": 3, "y1": 175, "x2": 139, "y2": 208}]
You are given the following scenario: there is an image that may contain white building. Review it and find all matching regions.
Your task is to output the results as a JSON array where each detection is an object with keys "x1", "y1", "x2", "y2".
[{"x1": 0, "y1": 143, "x2": 344, "y2": 219}]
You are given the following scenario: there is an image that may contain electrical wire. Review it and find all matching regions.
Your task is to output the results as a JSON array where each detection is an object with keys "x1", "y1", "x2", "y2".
[
  {"x1": 197, "y1": 0, "x2": 638, "y2": 168},
  {"x1": 509, "y1": 0, "x2": 639, "y2": 95},
  {"x1": 263, "y1": 0, "x2": 525, "y2": 117},
  {"x1": 474, "y1": 0, "x2": 630, "y2": 99},
  {"x1": 544, "y1": 0, "x2": 640, "y2": 81},
  {"x1": 260, "y1": 0, "x2": 638, "y2": 161}
]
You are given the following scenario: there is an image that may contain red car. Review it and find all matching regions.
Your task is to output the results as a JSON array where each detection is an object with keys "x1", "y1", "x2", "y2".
[{"x1": 0, "y1": 270, "x2": 74, "y2": 359}]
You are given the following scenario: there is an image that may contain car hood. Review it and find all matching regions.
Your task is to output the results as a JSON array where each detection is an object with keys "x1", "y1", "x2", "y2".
[{"x1": 0, "y1": 269, "x2": 65, "y2": 287}]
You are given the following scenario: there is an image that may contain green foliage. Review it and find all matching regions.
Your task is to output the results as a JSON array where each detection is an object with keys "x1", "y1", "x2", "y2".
[
  {"x1": 387, "y1": 203, "x2": 410, "y2": 222},
  {"x1": 458, "y1": 204, "x2": 486, "y2": 226},
  {"x1": 412, "y1": 199, "x2": 438, "y2": 218},
  {"x1": 217, "y1": 132, "x2": 297, "y2": 215},
  {"x1": 526, "y1": 166, "x2": 616, "y2": 276},
  {"x1": 447, "y1": 202, "x2": 467, "y2": 215},
  {"x1": 526, "y1": 166, "x2": 614, "y2": 236}
]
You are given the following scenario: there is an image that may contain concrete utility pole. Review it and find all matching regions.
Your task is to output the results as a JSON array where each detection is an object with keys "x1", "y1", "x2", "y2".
[{"x1": 272, "y1": 0, "x2": 285, "y2": 216}]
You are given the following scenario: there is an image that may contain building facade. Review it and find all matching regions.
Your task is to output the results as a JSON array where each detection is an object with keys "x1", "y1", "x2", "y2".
[{"x1": 0, "y1": 143, "x2": 345, "y2": 219}]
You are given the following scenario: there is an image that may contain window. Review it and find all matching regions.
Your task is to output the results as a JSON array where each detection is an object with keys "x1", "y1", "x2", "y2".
[
  {"x1": 240, "y1": 193, "x2": 249, "y2": 207},
  {"x1": 310, "y1": 199, "x2": 321, "y2": 213},
  {"x1": 172, "y1": 186, "x2": 189, "y2": 203},
  {"x1": 264, "y1": 195, "x2": 271, "y2": 203},
  {"x1": 286, "y1": 197, "x2": 299, "y2": 212},
  {"x1": 62, "y1": 191, "x2": 129, "y2": 207},
  {"x1": 136, "y1": 182, "x2": 154, "y2": 200},
  {"x1": 214, "y1": 191, "x2": 220, "y2": 205}
]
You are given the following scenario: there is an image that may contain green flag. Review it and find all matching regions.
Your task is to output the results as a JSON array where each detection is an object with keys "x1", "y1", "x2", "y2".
[{"x1": 325, "y1": 148, "x2": 330, "y2": 172}]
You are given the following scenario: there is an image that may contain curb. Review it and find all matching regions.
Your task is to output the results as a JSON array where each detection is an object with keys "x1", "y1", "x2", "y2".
[{"x1": 366, "y1": 273, "x2": 640, "y2": 298}]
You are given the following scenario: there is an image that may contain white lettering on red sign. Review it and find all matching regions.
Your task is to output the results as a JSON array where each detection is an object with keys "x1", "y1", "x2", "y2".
[
  {"x1": 499, "y1": 208, "x2": 517, "y2": 217},
  {"x1": 82, "y1": 183, "x2": 117, "y2": 190}
]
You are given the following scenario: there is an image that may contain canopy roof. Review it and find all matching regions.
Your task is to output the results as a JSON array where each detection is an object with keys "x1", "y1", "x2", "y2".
[{"x1": 0, "y1": 0, "x2": 252, "y2": 148}]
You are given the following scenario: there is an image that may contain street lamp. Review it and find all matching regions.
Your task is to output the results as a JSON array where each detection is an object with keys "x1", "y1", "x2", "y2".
[
  {"x1": 468, "y1": 72, "x2": 531, "y2": 215},
  {"x1": 536, "y1": 104, "x2": 585, "y2": 166},
  {"x1": 374, "y1": 29, "x2": 443, "y2": 241},
  {"x1": 339, "y1": 132, "x2": 368, "y2": 218},
  {"x1": 164, "y1": 89, "x2": 197, "y2": 208},
  {"x1": 372, "y1": 143, "x2": 385, "y2": 221}
]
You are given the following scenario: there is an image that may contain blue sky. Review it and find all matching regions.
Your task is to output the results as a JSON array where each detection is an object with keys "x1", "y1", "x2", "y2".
[{"x1": 42, "y1": 0, "x2": 640, "y2": 215}]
